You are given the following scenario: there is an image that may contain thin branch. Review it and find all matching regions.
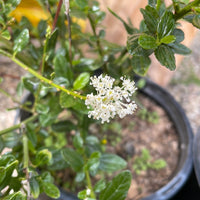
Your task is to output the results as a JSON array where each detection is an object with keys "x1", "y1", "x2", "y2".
[{"x1": 52, "y1": 0, "x2": 63, "y2": 31}]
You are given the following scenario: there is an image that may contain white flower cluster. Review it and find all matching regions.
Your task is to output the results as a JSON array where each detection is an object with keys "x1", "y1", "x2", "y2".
[{"x1": 85, "y1": 75, "x2": 137, "y2": 123}]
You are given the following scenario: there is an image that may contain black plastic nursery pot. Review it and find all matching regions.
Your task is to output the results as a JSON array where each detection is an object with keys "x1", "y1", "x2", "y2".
[{"x1": 18, "y1": 77, "x2": 193, "y2": 200}]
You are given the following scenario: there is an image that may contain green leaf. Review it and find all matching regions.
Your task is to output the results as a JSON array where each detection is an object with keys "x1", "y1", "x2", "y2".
[
  {"x1": 41, "y1": 171, "x2": 54, "y2": 183},
  {"x1": 53, "y1": 54, "x2": 72, "y2": 81},
  {"x1": 36, "y1": 103, "x2": 49, "y2": 114},
  {"x1": 131, "y1": 55, "x2": 151, "y2": 76},
  {"x1": 62, "y1": 148, "x2": 84, "y2": 172},
  {"x1": 138, "y1": 34, "x2": 157, "y2": 49},
  {"x1": 75, "y1": 171, "x2": 85, "y2": 182},
  {"x1": 127, "y1": 34, "x2": 153, "y2": 57},
  {"x1": 1, "y1": 30, "x2": 11, "y2": 40},
  {"x1": 160, "y1": 35, "x2": 176, "y2": 44},
  {"x1": 0, "y1": 160, "x2": 19, "y2": 190},
  {"x1": 59, "y1": 91, "x2": 76, "y2": 108},
  {"x1": 140, "y1": 5, "x2": 159, "y2": 34},
  {"x1": 26, "y1": 123, "x2": 37, "y2": 147},
  {"x1": 3, "y1": 191, "x2": 25, "y2": 200},
  {"x1": 0, "y1": 167, "x2": 6, "y2": 184},
  {"x1": 48, "y1": 149, "x2": 69, "y2": 170},
  {"x1": 30, "y1": 177, "x2": 40, "y2": 199},
  {"x1": 22, "y1": 77, "x2": 39, "y2": 92},
  {"x1": 75, "y1": 0, "x2": 88, "y2": 8},
  {"x1": 87, "y1": 152, "x2": 101, "y2": 175},
  {"x1": 51, "y1": 120, "x2": 76, "y2": 132},
  {"x1": 13, "y1": 29, "x2": 29, "y2": 55},
  {"x1": 108, "y1": 8, "x2": 136, "y2": 34},
  {"x1": 73, "y1": 133, "x2": 84, "y2": 149},
  {"x1": 7, "y1": 0, "x2": 21, "y2": 8},
  {"x1": 94, "y1": 179, "x2": 106, "y2": 193},
  {"x1": 173, "y1": 29, "x2": 184, "y2": 43},
  {"x1": 16, "y1": 81, "x2": 24, "y2": 97},
  {"x1": 35, "y1": 149, "x2": 52, "y2": 166},
  {"x1": 193, "y1": 15, "x2": 200, "y2": 28},
  {"x1": 73, "y1": 72, "x2": 90, "y2": 90},
  {"x1": 42, "y1": 182, "x2": 60, "y2": 199},
  {"x1": 99, "y1": 171, "x2": 132, "y2": 200},
  {"x1": 99, "y1": 154, "x2": 127, "y2": 173},
  {"x1": 157, "y1": 11, "x2": 175, "y2": 39},
  {"x1": 155, "y1": 45, "x2": 176, "y2": 70},
  {"x1": 148, "y1": 0, "x2": 157, "y2": 7},
  {"x1": 169, "y1": 42, "x2": 191, "y2": 55}
]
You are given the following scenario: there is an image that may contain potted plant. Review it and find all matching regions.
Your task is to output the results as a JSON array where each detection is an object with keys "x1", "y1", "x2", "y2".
[{"x1": 0, "y1": 0, "x2": 198, "y2": 199}]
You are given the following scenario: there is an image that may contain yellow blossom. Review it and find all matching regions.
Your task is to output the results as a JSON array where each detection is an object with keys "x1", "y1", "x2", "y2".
[{"x1": 10, "y1": 0, "x2": 50, "y2": 27}]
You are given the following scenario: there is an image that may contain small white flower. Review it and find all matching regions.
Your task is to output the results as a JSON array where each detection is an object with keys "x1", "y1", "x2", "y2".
[
  {"x1": 86, "y1": 188, "x2": 91, "y2": 195},
  {"x1": 85, "y1": 75, "x2": 137, "y2": 123}
]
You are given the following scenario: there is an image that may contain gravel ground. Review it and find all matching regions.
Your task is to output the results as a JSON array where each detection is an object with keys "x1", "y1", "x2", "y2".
[{"x1": 0, "y1": 31, "x2": 200, "y2": 134}]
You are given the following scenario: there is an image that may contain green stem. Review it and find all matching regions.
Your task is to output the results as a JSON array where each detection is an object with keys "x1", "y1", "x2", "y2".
[
  {"x1": 85, "y1": 170, "x2": 96, "y2": 199},
  {"x1": 41, "y1": 35, "x2": 49, "y2": 74},
  {"x1": 156, "y1": 0, "x2": 161, "y2": 11},
  {"x1": 0, "y1": 49, "x2": 86, "y2": 100},
  {"x1": 23, "y1": 134, "x2": 29, "y2": 169},
  {"x1": 174, "y1": 0, "x2": 200, "y2": 20},
  {"x1": 0, "y1": 115, "x2": 38, "y2": 136}
]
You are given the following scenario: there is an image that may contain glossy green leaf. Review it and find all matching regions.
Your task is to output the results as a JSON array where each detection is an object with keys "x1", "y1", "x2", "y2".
[
  {"x1": 26, "y1": 123, "x2": 37, "y2": 147},
  {"x1": 30, "y1": 177, "x2": 40, "y2": 199},
  {"x1": 35, "y1": 149, "x2": 52, "y2": 166},
  {"x1": 160, "y1": 35, "x2": 176, "y2": 44},
  {"x1": 2, "y1": 131, "x2": 20, "y2": 148},
  {"x1": 62, "y1": 148, "x2": 84, "y2": 172},
  {"x1": 155, "y1": 45, "x2": 176, "y2": 70},
  {"x1": 131, "y1": 55, "x2": 151, "y2": 76},
  {"x1": 13, "y1": 29, "x2": 29, "y2": 55},
  {"x1": 75, "y1": 171, "x2": 85, "y2": 182},
  {"x1": 1, "y1": 30, "x2": 11, "y2": 40},
  {"x1": 0, "y1": 154, "x2": 15, "y2": 167},
  {"x1": 16, "y1": 81, "x2": 24, "y2": 97},
  {"x1": 53, "y1": 54, "x2": 72, "y2": 81},
  {"x1": 0, "y1": 160, "x2": 19, "y2": 190},
  {"x1": 22, "y1": 77, "x2": 39, "y2": 92},
  {"x1": 73, "y1": 72, "x2": 90, "y2": 90},
  {"x1": 99, "y1": 154, "x2": 127, "y2": 173},
  {"x1": 140, "y1": 5, "x2": 159, "y2": 33},
  {"x1": 138, "y1": 34, "x2": 157, "y2": 49},
  {"x1": 59, "y1": 91, "x2": 76, "y2": 108},
  {"x1": 3, "y1": 191, "x2": 25, "y2": 200},
  {"x1": 157, "y1": 11, "x2": 175, "y2": 39},
  {"x1": 36, "y1": 103, "x2": 49, "y2": 114},
  {"x1": 75, "y1": 0, "x2": 88, "y2": 8},
  {"x1": 37, "y1": 20, "x2": 47, "y2": 38},
  {"x1": 94, "y1": 179, "x2": 106, "y2": 193},
  {"x1": 0, "y1": 167, "x2": 6, "y2": 184},
  {"x1": 192, "y1": 15, "x2": 200, "y2": 29},
  {"x1": 173, "y1": 29, "x2": 185, "y2": 43},
  {"x1": 148, "y1": 0, "x2": 157, "y2": 7},
  {"x1": 7, "y1": 0, "x2": 21, "y2": 8},
  {"x1": 51, "y1": 120, "x2": 76, "y2": 132},
  {"x1": 169, "y1": 43, "x2": 191, "y2": 55},
  {"x1": 41, "y1": 171, "x2": 54, "y2": 183},
  {"x1": 99, "y1": 170, "x2": 131, "y2": 200},
  {"x1": 73, "y1": 133, "x2": 84, "y2": 149},
  {"x1": 48, "y1": 149, "x2": 69, "y2": 170},
  {"x1": 87, "y1": 152, "x2": 101, "y2": 175},
  {"x1": 42, "y1": 182, "x2": 60, "y2": 199}
]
